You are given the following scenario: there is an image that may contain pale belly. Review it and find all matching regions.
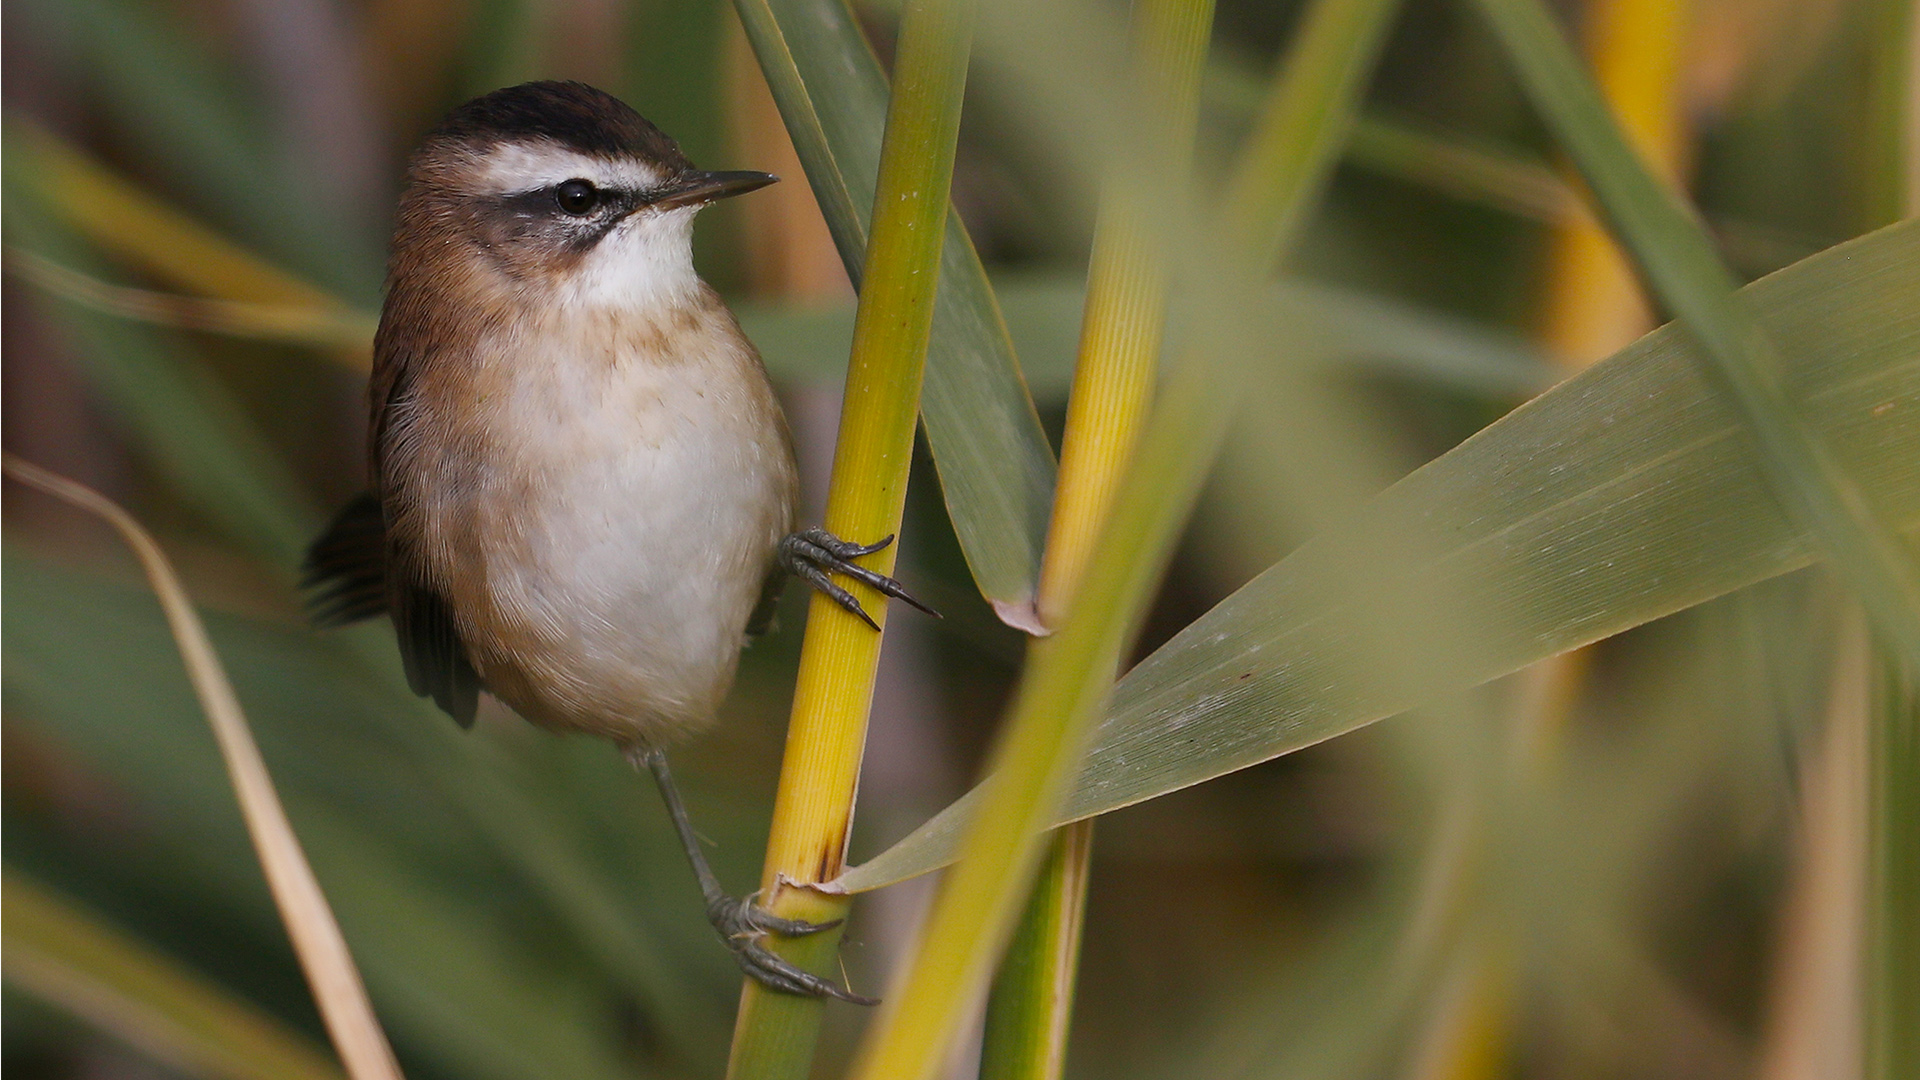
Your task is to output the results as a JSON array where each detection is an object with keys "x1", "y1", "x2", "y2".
[{"x1": 424, "y1": 343, "x2": 796, "y2": 745}]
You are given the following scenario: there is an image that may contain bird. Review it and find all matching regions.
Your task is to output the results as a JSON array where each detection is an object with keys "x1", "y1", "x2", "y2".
[{"x1": 303, "y1": 80, "x2": 933, "y2": 1003}]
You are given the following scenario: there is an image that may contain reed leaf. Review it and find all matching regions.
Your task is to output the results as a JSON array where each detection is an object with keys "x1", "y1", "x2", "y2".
[
  {"x1": 839, "y1": 0, "x2": 1403, "y2": 1074},
  {"x1": 3, "y1": 872, "x2": 347, "y2": 1080},
  {"x1": 6, "y1": 123, "x2": 348, "y2": 312},
  {"x1": 1471, "y1": 0, "x2": 1920, "y2": 674},
  {"x1": 838, "y1": 218, "x2": 1920, "y2": 893},
  {"x1": 5, "y1": 248, "x2": 376, "y2": 355},
  {"x1": 732, "y1": 0, "x2": 1055, "y2": 621}
]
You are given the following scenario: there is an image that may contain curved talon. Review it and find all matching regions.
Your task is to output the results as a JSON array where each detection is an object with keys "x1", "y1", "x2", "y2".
[
  {"x1": 715, "y1": 896, "x2": 874, "y2": 1004},
  {"x1": 736, "y1": 938, "x2": 879, "y2": 1005},
  {"x1": 777, "y1": 528, "x2": 941, "y2": 627},
  {"x1": 794, "y1": 526, "x2": 892, "y2": 559},
  {"x1": 703, "y1": 894, "x2": 870, "y2": 1002},
  {"x1": 790, "y1": 558, "x2": 879, "y2": 629},
  {"x1": 710, "y1": 894, "x2": 841, "y2": 938},
  {"x1": 820, "y1": 555, "x2": 939, "y2": 617}
]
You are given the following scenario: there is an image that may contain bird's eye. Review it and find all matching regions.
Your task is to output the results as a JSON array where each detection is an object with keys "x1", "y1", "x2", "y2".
[{"x1": 555, "y1": 179, "x2": 599, "y2": 215}]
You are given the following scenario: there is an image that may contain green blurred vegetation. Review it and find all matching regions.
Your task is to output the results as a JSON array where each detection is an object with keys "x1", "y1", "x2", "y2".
[{"x1": 3, "y1": 0, "x2": 1914, "y2": 1079}]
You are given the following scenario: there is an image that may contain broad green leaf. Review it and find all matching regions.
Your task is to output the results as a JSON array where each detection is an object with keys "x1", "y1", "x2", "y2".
[
  {"x1": 733, "y1": 0, "x2": 1056, "y2": 622},
  {"x1": 1472, "y1": 0, "x2": 1920, "y2": 672},
  {"x1": 836, "y1": 219, "x2": 1920, "y2": 893},
  {"x1": 3, "y1": 871, "x2": 347, "y2": 1080}
]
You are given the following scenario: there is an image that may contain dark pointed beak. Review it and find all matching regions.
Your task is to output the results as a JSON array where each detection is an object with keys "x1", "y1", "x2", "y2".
[{"x1": 650, "y1": 170, "x2": 780, "y2": 211}]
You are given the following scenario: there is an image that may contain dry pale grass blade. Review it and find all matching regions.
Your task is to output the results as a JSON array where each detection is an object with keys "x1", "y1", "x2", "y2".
[
  {"x1": 2, "y1": 872, "x2": 348, "y2": 1080},
  {"x1": 1756, "y1": 614, "x2": 1868, "y2": 1080},
  {"x1": 3, "y1": 454, "x2": 405, "y2": 1080}
]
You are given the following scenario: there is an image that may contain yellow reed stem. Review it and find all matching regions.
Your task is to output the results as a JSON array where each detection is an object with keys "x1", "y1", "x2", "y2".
[
  {"x1": 1538, "y1": 0, "x2": 1692, "y2": 367},
  {"x1": 978, "y1": 819, "x2": 1096, "y2": 1080},
  {"x1": 724, "y1": 0, "x2": 975, "y2": 1075},
  {"x1": 983, "y1": 2, "x2": 1215, "y2": 1077},
  {"x1": 1043, "y1": 0, "x2": 1215, "y2": 625},
  {"x1": 1035, "y1": 206, "x2": 1162, "y2": 627}
]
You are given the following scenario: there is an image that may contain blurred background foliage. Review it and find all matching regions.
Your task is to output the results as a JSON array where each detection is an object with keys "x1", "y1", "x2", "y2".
[{"x1": 1, "y1": 0, "x2": 1911, "y2": 1078}]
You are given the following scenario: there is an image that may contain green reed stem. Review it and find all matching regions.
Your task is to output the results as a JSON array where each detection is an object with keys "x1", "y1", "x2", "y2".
[{"x1": 978, "y1": 822, "x2": 1095, "y2": 1080}]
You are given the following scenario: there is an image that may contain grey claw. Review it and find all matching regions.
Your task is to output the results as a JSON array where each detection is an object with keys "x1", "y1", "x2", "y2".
[
  {"x1": 777, "y1": 529, "x2": 940, "y2": 627},
  {"x1": 710, "y1": 894, "x2": 841, "y2": 938},
  {"x1": 711, "y1": 896, "x2": 875, "y2": 1004},
  {"x1": 789, "y1": 557, "x2": 880, "y2": 630},
  {"x1": 796, "y1": 526, "x2": 892, "y2": 559},
  {"x1": 736, "y1": 938, "x2": 879, "y2": 1005},
  {"x1": 641, "y1": 748, "x2": 873, "y2": 1004}
]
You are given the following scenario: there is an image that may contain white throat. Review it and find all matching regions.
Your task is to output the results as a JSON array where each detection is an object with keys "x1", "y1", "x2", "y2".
[{"x1": 562, "y1": 205, "x2": 702, "y2": 313}]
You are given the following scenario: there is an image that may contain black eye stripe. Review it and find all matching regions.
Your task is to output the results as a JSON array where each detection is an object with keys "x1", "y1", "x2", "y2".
[{"x1": 484, "y1": 184, "x2": 638, "y2": 254}]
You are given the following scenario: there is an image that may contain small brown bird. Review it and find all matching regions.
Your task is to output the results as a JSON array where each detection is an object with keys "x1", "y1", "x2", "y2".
[{"x1": 305, "y1": 81, "x2": 929, "y2": 1002}]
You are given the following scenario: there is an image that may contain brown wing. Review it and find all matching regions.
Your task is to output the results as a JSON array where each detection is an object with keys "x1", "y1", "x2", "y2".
[{"x1": 363, "y1": 309, "x2": 482, "y2": 728}]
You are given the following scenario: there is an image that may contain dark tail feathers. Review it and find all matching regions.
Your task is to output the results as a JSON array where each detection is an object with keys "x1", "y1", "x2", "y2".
[{"x1": 303, "y1": 492, "x2": 388, "y2": 626}]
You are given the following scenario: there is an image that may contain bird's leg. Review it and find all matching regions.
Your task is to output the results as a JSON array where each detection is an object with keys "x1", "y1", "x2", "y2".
[
  {"x1": 632, "y1": 747, "x2": 877, "y2": 1004},
  {"x1": 777, "y1": 528, "x2": 939, "y2": 630}
]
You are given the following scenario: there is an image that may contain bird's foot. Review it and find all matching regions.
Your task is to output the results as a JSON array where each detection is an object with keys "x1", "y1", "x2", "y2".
[
  {"x1": 777, "y1": 528, "x2": 939, "y2": 630},
  {"x1": 708, "y1": 893, "x2": 878, "y2": 1004}
]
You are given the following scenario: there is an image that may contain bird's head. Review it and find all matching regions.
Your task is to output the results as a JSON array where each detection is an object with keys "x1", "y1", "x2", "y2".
[{"x1": 393, "y1": 81, "x2": 776, "y2": 313}]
